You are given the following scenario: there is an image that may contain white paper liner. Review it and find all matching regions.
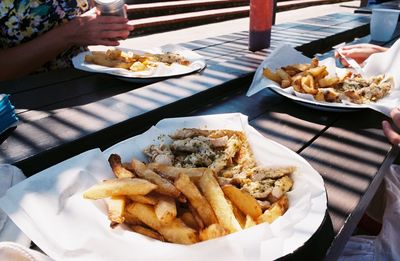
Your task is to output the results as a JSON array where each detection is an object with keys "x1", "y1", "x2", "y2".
[
  {"x1": 72, "y1": 44, "x2": 206, "y2": 79},
  {"x1": 0, "y1": 113, "x2": 326, "y2": 261},
  {"x1": 247, "y1": 41, "x2": 400, "y2": 116}
]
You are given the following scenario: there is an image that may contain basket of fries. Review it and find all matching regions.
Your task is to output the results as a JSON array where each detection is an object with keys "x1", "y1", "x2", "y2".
[
  {"x1": 247, "y1": 43, "x2": 400, "y2": 116},
  {"x1": 0, "y1": 113, "x2": 326, "y2": 261},
  {"x1": 72, "y1": 44, "x2": 206, "y2": 81}
]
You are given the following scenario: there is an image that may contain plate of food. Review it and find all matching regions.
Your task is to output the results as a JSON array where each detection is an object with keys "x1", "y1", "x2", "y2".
[
  {"x1": 72, "y1": 44, "x2": 206, "y2": 82},
  {"x1": 0, "y1": 113, "x2": 326, "y2": 261},
  {"x1": 247, "y1": 43, "x2": 400, "y2": 115}
]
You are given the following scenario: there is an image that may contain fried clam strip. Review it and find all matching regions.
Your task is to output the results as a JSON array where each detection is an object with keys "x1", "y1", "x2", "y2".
[
  {"x1": 108, "y1": 154, "x2": 135, "y2": 178},
  {"x1": 83, "y1": 178, "x2": 157, "y2": 199},
  {"x1": 249, "y1": 166, "x2": 296, "y2": 181},
  {"x1": 198, "y1": 170, "x2": 242, "y2": 233},
  {"x1": 169, "y1": 128, "x2": 213, "y2": 139},
  {"x1": 148, "y1": 163, "x2": 208, "y2": 182},
  {"x1": 174, "y1": 173, "x2": 218, "y2": 226},
  {"x1": 127, "y1": 203, "x2": 198, "y2": 244},
  {"x1": 131, "y1": 159, "x2": 181, "y2": 198},
  {"x1": 209, "y1": 134, "x2": 242, "y2": 174}
]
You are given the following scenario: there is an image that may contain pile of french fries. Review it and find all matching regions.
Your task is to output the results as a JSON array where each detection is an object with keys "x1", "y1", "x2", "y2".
[
  {"x1": 263, "y1": 58, "x2": 345, "y2": 102},
  {"x1": 83, "y1": 151, "x2": 290, "y2": 245},
  {"x1": 84, "y1": 49, "x2": 190, "y2": 72},
  {"x1": 263, "y1": 58, "x2": 393, "y2": 104}
]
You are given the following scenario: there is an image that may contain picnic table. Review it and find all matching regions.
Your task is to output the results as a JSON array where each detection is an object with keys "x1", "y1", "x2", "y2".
[{"x1": 0, "y1": 11, "x2": 398, "y2": 260}]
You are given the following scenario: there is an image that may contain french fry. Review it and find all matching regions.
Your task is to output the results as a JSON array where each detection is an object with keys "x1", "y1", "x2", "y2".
[
  {"x1": 306, "y1": 66, "x2": 326, "y2": 78},
  {"x1": 131, "y1": 159, "x2": 181, "y2": 198},
  {"x1": 108, "y1": 154, "x2": 135, "y2": 178},
  {"x1": 124, "y1": 211, "x2": 142, "y2": 225},
  {"x1": 257, "y1": 195, "x2": 289, "y2": 224},
  {"x1": 199, "y1": 224, "x2": 228, "y2": 241},
  {"x1": 174, "y1": 173, "x2": 218, "y2": 226},
  {"x1": 301, "y1": 75, "x2": 317, "y2": 94},
  {"x1": 244, "y1": 215, "x2": 257, "y2": 229},
  {"x1": 188, "y1": 203, "x2": 205, "y2": 230},
  {"x1": 263, "y1": 68, "x2": 281, "y2": 83},
  {"x1": 180, "y1": 210, "x2": 199, "y2": 230},
  {"x1": 318, "y1": 77, "x2": 340, "y2": 88},
  {"x1": 127, "y1": 203, "x2": 198, "y2": 244},
  {"x1": 83, "y1": 178, "x2": 157, "y2": 199},
  {"x1": 148, "y1": 163, "x2": 207, "y2": 182},
  {"x1": 276, "y1": 68, "x2": 291, "y2": 82},
  {"x1": 231, "y1": 203, "x2": 246, "y2": 228},
  {"x1": 128, "y1": 194, "x2": 158, "y2": 205},
  {"x1": 130, "y1": 225, "x2": 165, "y2": 241},
  {"x1": 154, "y1": 195, "x2": 177, "y2": 224},
  {"x1": 315, "y1": 90, "x2": 325, "y2": 101},
  {"x1": 198, "y1": 170, "x2": 242, "y2": 233},
  {"x1": 281, "y1": 79, "x2": 291, "y2": 88},
  {"x1": 222, "y1": 185, "x2": 262, "y2": 219},
  {"x1": 106, "y1": 196, "x2": 126, "y2": 227}
]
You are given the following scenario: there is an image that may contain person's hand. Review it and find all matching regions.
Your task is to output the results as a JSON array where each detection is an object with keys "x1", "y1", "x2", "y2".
[
  {"x1": 62, "y1": 8, "x2": 134, "y2": 47},
  {"x1": 382, "y1": 107, "x2": 400, "y2": 146},
  {"x1": 334, "y1": 44, "x2": 388, "y2": 67}
]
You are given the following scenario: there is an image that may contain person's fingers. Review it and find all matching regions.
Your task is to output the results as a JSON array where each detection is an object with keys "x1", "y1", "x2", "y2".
[
  {"x1": 92, "y1": 39, "x2": 120, "y2": 46},
  {"x1": 96, "y1": 16, "x2": 129, "y2": 24},
  {"x1": 382, "y1": 120, "x2": 400, "y2": 146},
  {"x1": 390, "y1": 107, "x2": 400, "y2": 128},
  {"x1": 98, "y1": 23, "x2": 134, "y2": 31},
  {"x1": 98, "y1": 30, "x2": 130, "y2": 39}
]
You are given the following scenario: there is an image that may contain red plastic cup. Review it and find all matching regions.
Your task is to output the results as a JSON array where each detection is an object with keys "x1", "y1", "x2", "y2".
[{"x1": 249, "y1": 0, "x2": 273, "y2": 52}]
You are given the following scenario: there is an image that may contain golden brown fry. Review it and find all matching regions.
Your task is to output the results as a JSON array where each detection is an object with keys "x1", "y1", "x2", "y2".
[
  {"x1": 124, "y1": 211, "x2": 142, "y2": 225},
  {"x1": 130, "y1": 225, "x2": 165, "y2": 241},
  {"x1": 174, "y1": 173, "x2": 218, "y2": 226},
  {"x1": 108, "y1": 154, "x2": 135, "y2": 178},
  {"x1": 128, "y1": 194, "x2": 158, "y2": 205},
  {"x1": 154, "y1": 195, "x2": 177, "y2": 224},
  {"x1": 188, "y1": 203, "x2": 205, "y2": 230},
  {"x1": 315, "y1": 90, "x2": 325, "y2": 101},
  {"x1": 198, "y1": 170, "x2": 242, "y2": 233},
  {"x1": 244, "y1": 215, "x2": 257, "y2": 229},
  {"x1": 257, "y1": 195, "x2": 289, "y2": 224},
  {"x1": 231, "y1": 203, "x2": 246, "y2": 228},
  {"x1": 127, "y1": 203, "x2": 198, "y2": 244},
  {"x1": 83, "y1": 178, "x2": 157, "y2": 199},
  {"x1": 263, "y1": 68, "x2": 281, "y2": 83},
  {"x1": 131, "y1": 159, "x2": 181, "y2": 198},
  {"x1": 180, "y1": 210, "x2": 199, "y2": 230},
  {"x1": 222, "y1": 185, "x2": 262, "y2": 219},
  {"x1": 199, "y1": 224, "x2": 228, "y2": 242},
  {"x1": 148, "y1": 163, "x2": 207, "y2": 182},
  {"x1": 281, "y1": 79, "x2": 291, "y2": 88},
  {"x1": 301, "y1": 75, "x2": 317, "y2": 95},
  {"x1": 310, "y1": 57, "x2": 319, "y2": 67},
  {"x1": 107, "y1": 196, "x2": 126, "y2": 226},
  {"x1": 306, "y1": 66, "x2": 327, "y2": 78},
  {"x1": 276, "y1": 68, "x2": 291, "y2": 82},
  {"x1": 318, "y1": 77, "x2": 340, "y2": 88}
]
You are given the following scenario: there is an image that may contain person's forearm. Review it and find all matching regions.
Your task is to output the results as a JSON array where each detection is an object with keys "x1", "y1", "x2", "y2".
[{"x1": 0, "y1": 22, "x2": 73, "y2": 81}]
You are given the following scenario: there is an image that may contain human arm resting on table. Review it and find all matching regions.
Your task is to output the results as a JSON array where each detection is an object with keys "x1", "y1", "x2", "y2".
[{"x1": 0, "y1": 9, "x2": 134, "y2": 81}]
